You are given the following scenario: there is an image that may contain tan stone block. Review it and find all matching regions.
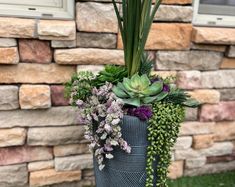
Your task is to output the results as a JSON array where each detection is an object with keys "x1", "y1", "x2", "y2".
[
  {"x1": 54, "y1": 144, "x2": 89, "y2": 157},
  {"x1": 151, "y1": 71, "x2": 177, "y2": 79},
  {"x1": 54, "y1": 48, "x2": 124, "y2": 65},
  {"x1": 154, "y1": 5, "x2": 193, "y2": 22},
  {"x1": 193, "y1": 134, "x2": 214, "y2": 149},
  {"x1": 184, "y1": 161, "x2": 235, "y2": 176},
  {"x1": 30, "y1": 169, "x2": 82, "y2": 187},
  {"x1": 199, "y1": 142, "x2": 233, "y2": 157},
  {"x1": 0, "y1": 164, "x2": 28, "y2": 187},
  {"x1": 179, "y1": 122, "x2": 215, "y2": 136},
  {"x1": 76, "y1": 2, "x2": 118, "y2": 33},
  {"x1": 156, "y1": 50, "x2": 222, "y2": 71},
  {"x1": 118, "y1": 23, "x2": 192, "y2": 50},
  {"x1": 0, "y1": 47, "x2": 19, "y2": 64},
  {"x1": 214, "y1": 121, "x2": 235, "y2": 141},
  {"x1": 162, "y1": 0, "x2": 192, "y2": 4},
  {"x1": 220, "y1": 58, "x2": 235, "y2": 69},
  {"x1": 19, "y1": 85, "x2": 51, "y2": 109},
  {"x1": 201, "y1": 70, "x2": 235, "y2": 89},
  {"x1": 27, "y1": 126, "x2": 84, "y2": 146},
  {"x1": 191, "y1": 43, "x2": 226, "y2": 52},
  {"x1": 0, "y1": 38, "x2": 17, "y2": 47},
  {"x1": 0, "y1": 17, "x2": 35, "y2": 38},
  {"x1": 173, "y1": 136, "x2": 192, "y2": 150},
  {"x1": 38, "y1": 20, "x2": 76, "y2": 40},
  {"x1": 28, "y1": 160, "x2": 54, "y2": 172},
  {"x1": 185, "y1": 157, "x2": 206, "y2": 169},
  {"x1": 0, "y1": 63, "x2": 75, "y2": 84},
  {"x1": 0, "y1": 128, "x2": 26, "y2": 147},
  {"x1": 175, "y1": 148, "x2": 200, "y2": 160},
  {"x1": 55, "y1": 154, "x2": 93, "y2": 171},
  {"x1": 0, "y1": 107, "x2": 77, "y2": 128},
  {"x1": 0, "y1": 86, "x2": 19, "y2": 110},
  {"x1": 192, "y1": 27, "x2": 235, "y2": 45},
  {"x1": 168, "y1": 161, "x2": 184, "y2": 179},
  {"x1": 187, "y1": 89, "x2": 220, "y2": 104}
]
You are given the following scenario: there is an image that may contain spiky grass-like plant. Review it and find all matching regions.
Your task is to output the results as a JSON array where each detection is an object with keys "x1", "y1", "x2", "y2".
[{"x1": 112, "y1": 0, "x2": 162, "y2": 77}]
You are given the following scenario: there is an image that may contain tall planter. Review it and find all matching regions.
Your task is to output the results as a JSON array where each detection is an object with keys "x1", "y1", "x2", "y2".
[{"x1": 94, "y1": 115, "x2": 157, "y2": 187}]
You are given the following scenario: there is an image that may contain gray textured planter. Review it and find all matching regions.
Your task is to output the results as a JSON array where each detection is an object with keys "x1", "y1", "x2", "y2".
[{"x1": 94, "y1": 115, "x2": 156, "y2": 187}]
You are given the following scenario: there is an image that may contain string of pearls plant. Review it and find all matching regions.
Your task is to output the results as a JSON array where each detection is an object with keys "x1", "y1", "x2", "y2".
[{"x1": 146, "y1": 102, "x2": 185, "y2": 187}]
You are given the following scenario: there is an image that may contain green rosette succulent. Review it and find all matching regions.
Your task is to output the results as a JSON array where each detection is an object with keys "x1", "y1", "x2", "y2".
[{"x1": 112, "y1": 74, "x2": 168, "y2": 107}]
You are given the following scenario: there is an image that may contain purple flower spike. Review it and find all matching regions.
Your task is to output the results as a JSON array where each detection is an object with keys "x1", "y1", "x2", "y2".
[
  {"x1": 163, "y1": 84, "x2": 170, "y2": 92},
  {"x1": 127, "y1": 106, "x2": 153, "y2": 121}
]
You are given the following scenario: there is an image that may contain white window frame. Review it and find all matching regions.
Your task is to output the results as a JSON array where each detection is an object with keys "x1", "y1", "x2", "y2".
[
  {"x1": 193, "y1": 0, "x2": 235, "y2": 28},
  {"x1": 0, "y1": 0, "x2": 74, "y2": 20}
]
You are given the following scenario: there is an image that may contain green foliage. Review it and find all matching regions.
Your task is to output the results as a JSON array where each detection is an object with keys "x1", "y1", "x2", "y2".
[
  {"x1": 146, "y1": 102, "x2": 185, "y2": 187},
  {"x1": 164, "y1": 86, "x2": 200, "y2": 108},
  {"x1": 167, "y1": 171, "x2": 235, "y2": 187},
  {"x1": 65, "y1": 71, "x2": 95, "y2": 106},
  {"x1": 112, "y1": 0, "x2": 162, "y2": 76},
  {"x1": 94, "y1": 65, "x2": 127, "y2": 87},
  {"x1": 112, "y1": 74, "x2": 168, "y2": 107},
  {"x1": 139, "y1": 53, "x2": 154, "y2": 76}
]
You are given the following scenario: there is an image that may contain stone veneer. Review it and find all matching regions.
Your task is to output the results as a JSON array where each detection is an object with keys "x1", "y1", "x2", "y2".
[{"x1": 0, "y1": 0, "x2": 235, "y2": 186}]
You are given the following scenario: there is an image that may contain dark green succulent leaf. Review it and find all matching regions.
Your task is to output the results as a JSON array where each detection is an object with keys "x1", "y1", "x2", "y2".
[{"x1": 93, "y1": 65, "x2": 127, "y2": 87}]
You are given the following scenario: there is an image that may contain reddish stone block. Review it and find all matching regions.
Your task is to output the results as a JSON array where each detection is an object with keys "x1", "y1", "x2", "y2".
[
  {"x1": 207, "y1": 151, "x2": 235, "y2": 163},
  {"x1": 0, "y1": 146, "x2": 53, "y2": 166},
  {"x1": 51, "y1": 85, "x2": 69, "y2": 106},
  {"x1": 200, "y1": 102, "x2": 235, "y2": 122},
  {"x1": 19, "y1": 39, "x2": 52, "y2": 63}
]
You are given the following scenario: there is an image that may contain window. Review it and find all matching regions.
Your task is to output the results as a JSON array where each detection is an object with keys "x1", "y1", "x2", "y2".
[
  {"x1": 0, "y1": 0, "x2": 74, "y2": 20},
  {"x1": 193, "y1": 0, "x2": 235, "y2": 27}
]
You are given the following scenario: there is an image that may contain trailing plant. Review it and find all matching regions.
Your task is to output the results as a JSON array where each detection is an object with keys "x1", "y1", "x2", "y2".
[
  {"x1": 94, "y1": 65, "x2": 127, "y2": 87},
  {"x1": 65, "y1": 71, "x2": 95, "y2": 106},
  {"x1": 112, "y1": 74, "x2": 168, "y2": 107},
  {"x1": 112, "y1": 0, "x2": 162, "y2": 76},
  {"x1": 146, "y1": 102, "x2": 185, "y2": 187},
  {"x1": 76, "y1": 82, "x2": 131, "y2": 170}
]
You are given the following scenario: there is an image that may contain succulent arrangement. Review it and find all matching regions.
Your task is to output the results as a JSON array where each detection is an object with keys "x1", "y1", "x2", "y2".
[
  {"x1": 112, "y1": 74, "x2": 167, "y2": 107},
  {"x1": 65, "y1": 0, "x2": 199, "y2": 186}
]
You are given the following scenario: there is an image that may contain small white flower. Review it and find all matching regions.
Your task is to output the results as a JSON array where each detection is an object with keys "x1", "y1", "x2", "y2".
[
  {"x1": 105, "y1": 153, "x2": 114, "y2": 159},
  {"x1": 99, "y1": 164, "x2": 105, "y2": 171}
]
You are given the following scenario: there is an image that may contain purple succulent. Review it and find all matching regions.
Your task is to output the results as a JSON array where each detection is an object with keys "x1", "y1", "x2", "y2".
[
  {"x1": 163, "y1": 84, "x2": 170, "y2": 92},
  {"x1": 127, "y1": 106, "x2": 153, "y2": 121}
]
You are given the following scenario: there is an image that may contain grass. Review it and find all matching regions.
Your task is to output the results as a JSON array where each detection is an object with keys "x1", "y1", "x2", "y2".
[{"x1": 167, "y1": 171, "x2": 235, "y2": 187}]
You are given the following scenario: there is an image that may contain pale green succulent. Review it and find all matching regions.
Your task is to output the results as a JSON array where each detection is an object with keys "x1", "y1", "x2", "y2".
[{"x1": 112, "y1": 74, "x2": 168, "y2": 107}]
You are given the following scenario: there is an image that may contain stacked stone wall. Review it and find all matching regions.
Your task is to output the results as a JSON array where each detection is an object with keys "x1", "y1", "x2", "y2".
[{"x1": 0, "y1": 0, "x2": 235, "y2": 186}]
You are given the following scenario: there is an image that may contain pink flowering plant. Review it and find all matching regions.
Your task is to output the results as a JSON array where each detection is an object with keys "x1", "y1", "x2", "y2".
[{"x1": 75, "y1": 82, "x2": 131, "y2": 170}]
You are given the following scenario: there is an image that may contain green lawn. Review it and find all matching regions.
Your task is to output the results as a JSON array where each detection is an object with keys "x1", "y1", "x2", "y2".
[{"x1": 167, "y1": 171, "x2": 235, "y2": 187}]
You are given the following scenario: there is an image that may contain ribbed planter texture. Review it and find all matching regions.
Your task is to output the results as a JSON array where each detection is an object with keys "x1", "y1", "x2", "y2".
[{"x1": 94, "y1": 115, "x2": 157, "y2": 187}]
